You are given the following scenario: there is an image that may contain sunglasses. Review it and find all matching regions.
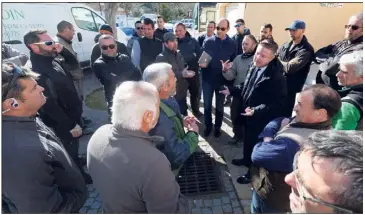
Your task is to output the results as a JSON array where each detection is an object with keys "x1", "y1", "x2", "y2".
[
  {"x1": 345, "y1": 25, "x2": 362, "y2": 30},
  {"x1": 32, "y1": 41, "x2": 55, "y2": 46},
  {"x1": 136, "y1": 27, "x2": 143, "y2": 30},
  {"x1": 292, "y1": 151, "x2": 355, "y2": 214},
  {"x1": 2, "y1": 64, "x2": 24, "y2": 102},
  {"x1": 101, "y1": 44, "x2": 116, "y2": 50},
  {"x1": 216, "y1": 26, "x2": 227, "y2": 31},
  {"x1": 235, "y1": 23, "x2": 242, "y2": 28}
]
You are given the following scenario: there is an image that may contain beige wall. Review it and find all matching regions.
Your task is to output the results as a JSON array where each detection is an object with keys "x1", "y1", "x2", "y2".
[{"x1": 243, "y1": 3, "x2": 362, "y2": 50}]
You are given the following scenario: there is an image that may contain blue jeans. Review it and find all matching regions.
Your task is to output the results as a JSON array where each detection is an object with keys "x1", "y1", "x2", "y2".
[
  {"x1": 202, "y1": 80, "x2": 225, "y2": 129},
  {"x1": 251, "y1": 190, "x2": 280, "y2": 214}
]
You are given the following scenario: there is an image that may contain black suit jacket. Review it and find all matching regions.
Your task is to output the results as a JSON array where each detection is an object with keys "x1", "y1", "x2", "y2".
[{"x1": 230, "y1": 58, "x2": 287, "y2": 133}]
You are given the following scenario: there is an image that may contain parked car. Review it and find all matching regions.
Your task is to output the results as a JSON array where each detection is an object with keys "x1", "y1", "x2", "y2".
[
  {"x1": 179, "y1": 19, "x2": 194, "y2": 28},
  {"x1": 154, "y1": 23, "x2": 174, "y2": 32},
  {"x1": 168, "y1": 20, "x2": 179, "y2": 25},
  {"x1": 121, "y1": 27, "x2": 135, "y2": 40}
]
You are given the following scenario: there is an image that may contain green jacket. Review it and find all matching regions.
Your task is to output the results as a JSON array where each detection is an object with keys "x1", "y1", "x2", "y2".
[{"x1": 149, "y1": 97, "x2": 199, "y2": 174}]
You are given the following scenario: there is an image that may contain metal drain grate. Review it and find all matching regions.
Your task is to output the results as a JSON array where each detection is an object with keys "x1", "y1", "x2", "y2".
[{"x1": 177, "y1": 152, "x2": 221, "y2": 195}]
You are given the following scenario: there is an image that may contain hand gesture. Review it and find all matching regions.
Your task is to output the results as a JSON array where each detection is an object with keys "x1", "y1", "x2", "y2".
[
  {"x1": 241, "y1": 107, "x2": 254, "y2": 116},
  {"x1": 199, "y1": 63, "x2": 208, "y2": 68},
  {"x1": 219, "y1": 85, "x2": 230, "y2": 96},
  {"x1": 221, "y1": 60, "x2": 232, "y2": 72},
  {"x1": 187, "y1": 122, "x2": 199, "y2": 133},
  {"x1": 183, "y1": 116, "x2": 196, "y2": 128}
]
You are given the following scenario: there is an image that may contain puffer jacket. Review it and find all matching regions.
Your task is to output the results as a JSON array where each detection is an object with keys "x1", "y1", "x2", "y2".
[{"x1": 92, "y1": 53, "x2": 141, "y2": 104}]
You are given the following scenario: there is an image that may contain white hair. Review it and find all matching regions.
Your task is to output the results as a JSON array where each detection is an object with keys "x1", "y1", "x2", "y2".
[
  {"x1": 142, "y1": 63, "x2": 172, "y2": 90},
  {"x1": 339, "y1": 51, "x2": 363, "y2": 77},
  {"x1": 111, "y1": 81, "x2": 158, "y2": 130}
]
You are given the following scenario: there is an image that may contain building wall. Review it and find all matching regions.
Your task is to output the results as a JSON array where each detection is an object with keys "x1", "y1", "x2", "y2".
[{"x1": 217, "y1": 2, "x2": 362, "y2": 50}]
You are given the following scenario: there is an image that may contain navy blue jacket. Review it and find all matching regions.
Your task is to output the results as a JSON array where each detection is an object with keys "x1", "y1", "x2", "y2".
[
  {"x1": 201, "y1": 35, "x2": 237, "y2": 87},
  {"x1": 251, "y1": 117, "x2": 300, "y2": 173}
]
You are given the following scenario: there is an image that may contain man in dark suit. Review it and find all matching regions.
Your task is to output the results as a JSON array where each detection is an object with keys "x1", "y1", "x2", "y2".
[{"x1": 220, "y1": 40, "x2": 287, "y2": 184}]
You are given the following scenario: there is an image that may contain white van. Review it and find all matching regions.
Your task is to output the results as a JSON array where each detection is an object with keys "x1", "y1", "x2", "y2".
[{"x1": 2, "y1": 3, "x2": 128, "y2": 69}]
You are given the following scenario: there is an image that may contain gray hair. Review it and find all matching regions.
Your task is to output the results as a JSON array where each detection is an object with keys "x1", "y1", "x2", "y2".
[
  {"x1": 111, "y1": 81, "x2": 158, "y2": 130},
  {"x1": 339, "y1": 51, "x2": 363, "y2": 77},
  {"x1": 98, "y1": 34, "x2": 115, "y2": 44},
  {"x1": 303, "y1": 130, "x2": 363, "y2": 213},
  {"x1": 142, "y1": 63, "x2": 172, "y2": 90},
  {"x1": 351, "y1": 12, "x2": 363, "y2": 24}
]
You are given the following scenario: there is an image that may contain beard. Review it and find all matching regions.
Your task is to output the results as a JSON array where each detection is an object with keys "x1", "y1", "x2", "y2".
[{"x1": 39, "y1": 46, "x2": 57, "y2": 57}]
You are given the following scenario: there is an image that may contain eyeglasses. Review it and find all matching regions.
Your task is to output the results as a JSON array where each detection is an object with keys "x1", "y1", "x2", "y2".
[
  {"x1": 136, "y1": 27, "x2": 143, "y2": 30},
  {"x1": 292, "y1": 151, "x2": 355, "y2": 214},
  {"x1": 101, "y1": 44, "x2": 116, "y2": 50},
  {"x1": 345, "y1": 25, "x2": 362, "y2": 30},
  {"x1": 32, "y1": 41, "x2": 55, "y2": 46},
  {"x1": 216, "y1": 26, "x2": 227, "y2": 31},
  {"x1": 2, "y1": 64, "x2": 24, "y2": 102}
]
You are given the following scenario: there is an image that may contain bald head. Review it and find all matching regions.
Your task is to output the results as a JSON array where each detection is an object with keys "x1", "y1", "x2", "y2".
[{"x1": 217, "y1": 18, "x2": 230, "y2": 40}]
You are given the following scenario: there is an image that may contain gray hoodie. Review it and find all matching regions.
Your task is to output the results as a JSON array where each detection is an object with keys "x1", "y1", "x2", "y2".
[{"x1": 222, "y1": 53, "x2": 254, "y2": 86}]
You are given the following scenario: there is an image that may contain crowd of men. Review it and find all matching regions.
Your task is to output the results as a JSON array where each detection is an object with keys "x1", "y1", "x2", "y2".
[{"x1": 2, "y1": 11, "x2": 363, "y2": 214}]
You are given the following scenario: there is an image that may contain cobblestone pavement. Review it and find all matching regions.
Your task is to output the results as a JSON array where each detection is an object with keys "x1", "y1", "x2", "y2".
[{"x1": 78, "y1": 65, "x2": 319, "y2": 213}]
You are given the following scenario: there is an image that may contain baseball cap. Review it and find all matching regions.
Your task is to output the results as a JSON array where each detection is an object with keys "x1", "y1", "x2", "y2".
[
  {"x1": 285, "y1": 20, "x2": 306, "y2": 31},
  {"x1": 163, "y1": 32, "x2": 177, "y2": 42},
  {"x1": 99, "y1": 24, "x2": 113, "y2": 34}
]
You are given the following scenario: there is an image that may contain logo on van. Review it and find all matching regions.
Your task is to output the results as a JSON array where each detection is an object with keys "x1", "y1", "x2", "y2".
[{"x1": 2, "y1": 9, "x2": 25, "y2": 20}]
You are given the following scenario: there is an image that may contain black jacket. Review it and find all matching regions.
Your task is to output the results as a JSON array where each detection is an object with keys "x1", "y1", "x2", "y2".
[
  {"x1": 90, "y1": 41, "x2": 130, "y2": 66},
  {"x1": 139, "y1": 37, "x2": 163, "y2": 72},
  {"x1": 197, "y1": 33, "x2": 215, "y2": 47},
  {"x1": 315, "y1": 36, "x2": 363, "y2": 91},
  {"x1": 232, "y1": 28, "x2": 251, "y2": 55},
  {"x1": 154, "y1": 28, "x2": 169, "y2": 41},
  {"x1": 177, "y1": 32, "x2": 202, "y2": 72},
  {"x1": 156, "y1": 47, "x2": 186, "y2": 79},
  {"x1": 230, "y1": 58, "x2": 287, "y2": 132},
  {"x1": 92, "y1": 53, "x2": 141, "y2": 103},
  {"x1": 2, "y1": 116, "x2": 87, "y2": 213},
  {"x1": 30, "y1": 50, "x2": 83, "y2": 144},
  {"x1": 278, "y1": 35, "x2": 314, "y2": 93}
]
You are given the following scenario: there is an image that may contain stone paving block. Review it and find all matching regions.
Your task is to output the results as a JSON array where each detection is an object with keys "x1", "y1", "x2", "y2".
[
  {"x1": 221, "y1": 196, "x2": 230, "y2": 205},
  {"x1": 89, "y1": 191, "x2": 98, "y2": 198},
  {"x1": 192, "y1": 208, "x2": 202, "y2": 214},
  {"x1": 231, "y1": 199, "x2": 240, "y2": 208},
  {"x1": 225, "y1": 184, "x2": 234, "y2": 192},
  {"x1": 203, "y1": 199, "x2": 213, "y2": 207},
  {"x1": 201, "y1": 208, "x2": 213, "y2": 214},
  {"x1": 79, "y1": 207, "x2": 88, "y2": 213},
  {"x1": 222, "y1": 204, "x2": 233, "y2": 213},
  {"x1": 84, "y1": 198, "x2": 94, "y2": 207},
  {"x1": 91, "y1": 201, "x2": 102, "y2": 210},
  {"x1": 212, "y1": 206, "x2": 224, "y2": 214},
  {"x1": 194, "y1": 199, "x2": 203, "y2": 208},
  {"x1": 233, "y1": 206, "x2": 243, "y2": 214},
  {"x1": 240, "y1": 199, "x2": 252, "y2": 207},
  {"x1": 87, "y1": 209, "x2": 98, "y2": 214},
  {"x1": 229, "y1": 191, "x2": 238, "y2": 200},
  {"x1": 213, "y1": 198, "x2": 222, "y2": 206}
]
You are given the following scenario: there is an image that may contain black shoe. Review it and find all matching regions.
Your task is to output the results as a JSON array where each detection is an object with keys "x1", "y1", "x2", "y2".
[
  {"x1": 231, "y1": 158, "x2": 249, "y2": 167},
  {"x1": 82, "y1": 172, "x2": 93, "y2": 184},
  {"x1": 82, "y1": 117, "x2": 93, "y2": 126},
  {"x1": 214, "y1": 129, "x2": 221, "y2": 138},
  {"x1": 228, "y1": 136, "x2": 240, "y2": 145},
  {"x1": 237, "y1": 175, "x2": 252, "y2": 184},
  {"x1": 193, "y1": 111, "x2": 203, "y2": 118},
  {"x1": 82, "y1": 127, "x2": 95, "y2": 136},
  {"x1": 204, "y1": 127, "x2": 212, "y2": 137}
]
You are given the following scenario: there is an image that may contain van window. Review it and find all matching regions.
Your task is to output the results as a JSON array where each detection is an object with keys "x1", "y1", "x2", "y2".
[
  {"x1": 71, "y1": 7, "x2": 105, "y2": 32},
  {"x1": 91, "y1": 12, "x2": 105, "y2": 31}
]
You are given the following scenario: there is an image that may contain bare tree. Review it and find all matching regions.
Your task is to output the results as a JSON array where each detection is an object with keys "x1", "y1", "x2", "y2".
[{"x1": 104, "y1": 3, "x2": 118, "y2": 39}]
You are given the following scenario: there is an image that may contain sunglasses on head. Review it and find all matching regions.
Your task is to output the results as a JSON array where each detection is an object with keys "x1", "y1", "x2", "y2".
[
  {"x1": 101, "y1": 44, "x2": 116, "y2": 50},
  {"x1": 32, "y1": 41, "x2": 55, "y2": 46},
  {"x1": 216, "y1": 26, "x2": 227, "y2": 31},
  {"x1": 2, "y1": 64, "x2": 24, "y2": 102},
  {"x1": 345, "y1": 25, "x2": 362, "y2": 30}
]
